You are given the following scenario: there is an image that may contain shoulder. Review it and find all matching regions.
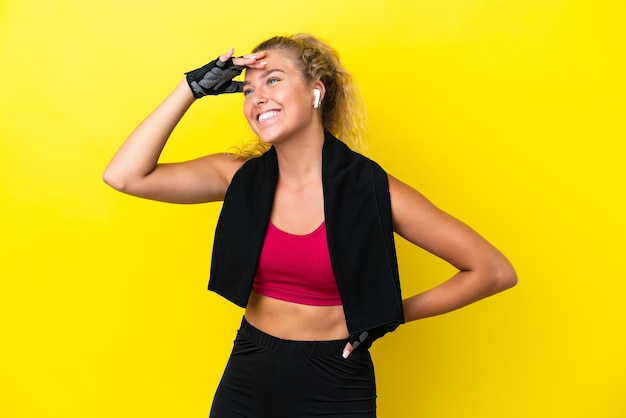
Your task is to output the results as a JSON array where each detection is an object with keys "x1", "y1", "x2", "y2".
[
  {"x1": 229, "y1": 148, "x2": 275, "y2": 183},
  {"x1": 387, "y1": 174, "x2": 437, "y2": 224},
  {"x1": 386, "y1": 174, "x2": 478, "y2": 258}
]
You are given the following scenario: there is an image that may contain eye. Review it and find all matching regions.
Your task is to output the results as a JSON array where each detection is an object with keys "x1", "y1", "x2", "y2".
[
  {"x1": 267, "y1": 77, "x2": 280, "y2": 85},
  {"x1": 243, "y1": 88, "x2": 254, "y2": 97}
]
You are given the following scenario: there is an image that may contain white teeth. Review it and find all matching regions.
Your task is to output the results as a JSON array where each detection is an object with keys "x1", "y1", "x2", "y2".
[{"x1": 258, "y1": 111, "x2": 280, "y2": 122}]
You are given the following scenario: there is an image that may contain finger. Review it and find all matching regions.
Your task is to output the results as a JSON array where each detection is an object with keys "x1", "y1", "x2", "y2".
[
  {"x1": 342, "y1": 342, "x2": 353, "y2": 359},
  {"x1": 234, "y1": 56, "x2": 266, "y2": 68},
  {"x1": 218, "y1": 48, "x2": 235, "y2": 62},
  {"x1": 246, "y1": 60, "x2": 267, "y2": 69},
  {"x1": 241, "y1": 50, "x2": 267, "y2": 61},
  {"x1": 233, "y1": 50, "x2": 267, "y2": 67}
]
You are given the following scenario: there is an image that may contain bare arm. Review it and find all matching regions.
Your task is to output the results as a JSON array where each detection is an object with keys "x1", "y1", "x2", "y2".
[
  {"x1": 387, "y1": 175, "x2": 517, "y2": 322},
  {"x1": 342, "y1": 174, "x2": 517, "y2": 358},
  {"x1": 103, "y1": 50, "x2": 266, "y2": 203},
  {"x1": 103, "y1": 79, "x2": 239, "y2": 203}
]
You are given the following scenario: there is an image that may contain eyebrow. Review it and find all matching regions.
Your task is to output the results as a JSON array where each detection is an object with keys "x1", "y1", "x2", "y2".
[{"x1": 243, "y1": 69, "x2": 285, "y2": 86}]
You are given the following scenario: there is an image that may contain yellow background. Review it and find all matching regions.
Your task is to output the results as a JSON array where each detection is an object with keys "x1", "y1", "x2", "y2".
[{"x1": 1, "y1": 1, "x2": 624, "y2": 417}]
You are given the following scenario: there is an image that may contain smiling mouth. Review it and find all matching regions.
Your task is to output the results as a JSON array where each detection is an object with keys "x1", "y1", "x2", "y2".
[{"x1": 258, "y1": 110, "x2": 281, "y2": 123}]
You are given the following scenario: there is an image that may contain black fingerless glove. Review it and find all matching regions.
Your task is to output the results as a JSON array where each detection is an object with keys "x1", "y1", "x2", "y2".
[
  {"x1": 348, "y1": 325, "x2": 396, "y2": 351},
  {"x1": 185, "y1": 57, "x2": 244, "y2": 98}
]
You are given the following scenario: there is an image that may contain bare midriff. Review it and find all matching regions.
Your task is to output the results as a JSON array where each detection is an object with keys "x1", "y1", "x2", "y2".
[{"x1": 245, "y1": 291, "x2": 349, "y2": 341}]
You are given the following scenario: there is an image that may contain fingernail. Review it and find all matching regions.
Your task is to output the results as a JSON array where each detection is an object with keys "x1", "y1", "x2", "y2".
[
  {"x1": 342, "y1": 349, "x2": 350, "y2": 359},
  {"x1": 260, "y1": 61, "x2": 267, "y2": 66},
  {"x1": 249, "y1": 55, "x2": 257, "y2": 60}
]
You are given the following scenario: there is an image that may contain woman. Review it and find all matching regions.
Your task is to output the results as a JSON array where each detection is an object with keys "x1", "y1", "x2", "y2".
[{"x1": 103, "y1": 33, "x2": 517, "y2": 417}]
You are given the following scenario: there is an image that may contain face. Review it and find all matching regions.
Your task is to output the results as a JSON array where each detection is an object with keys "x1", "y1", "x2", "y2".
[{"x1": 243, "y1": 50, "x2": 319, "y2": 145}]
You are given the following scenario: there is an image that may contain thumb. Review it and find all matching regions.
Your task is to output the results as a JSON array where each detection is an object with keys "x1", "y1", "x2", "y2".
[
  {"x1": 342, "y1": 342, "x2": 354, "y2": 359},
  {"x1": 218, "y1": 48, "x2": 235, "y2": 63}
]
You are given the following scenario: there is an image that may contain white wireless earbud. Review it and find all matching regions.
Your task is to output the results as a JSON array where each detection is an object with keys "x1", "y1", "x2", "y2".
[{"x1": 313, "y1": 88, "x2": 321, "y2": 108}]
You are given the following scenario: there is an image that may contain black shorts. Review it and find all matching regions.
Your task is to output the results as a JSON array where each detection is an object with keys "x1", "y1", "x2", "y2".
[{"x1": 209, "y1": 317, "x2": 377, "y2": 418}]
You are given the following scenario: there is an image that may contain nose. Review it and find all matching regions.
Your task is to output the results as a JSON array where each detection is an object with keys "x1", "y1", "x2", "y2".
[{"x1": 253, "y1": 92, "x2": 266, "y2": 107}]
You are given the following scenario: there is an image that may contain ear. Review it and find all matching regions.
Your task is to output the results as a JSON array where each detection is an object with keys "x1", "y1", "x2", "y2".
[
  {"x1": 312, "y1": 81, "x2": 325, "y2": 108},
  {"x1": 313, "y1": 88, "x2": 321, "y2": 108}
]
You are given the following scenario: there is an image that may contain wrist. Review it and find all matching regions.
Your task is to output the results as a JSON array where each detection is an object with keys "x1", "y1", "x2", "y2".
[{"x1": 177, "y1": 78, "x2": 197, "y2": 103}]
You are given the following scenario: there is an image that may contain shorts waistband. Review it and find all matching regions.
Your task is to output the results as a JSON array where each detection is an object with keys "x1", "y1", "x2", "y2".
[{"x1": 238, "y1": 316, "x2": 348, "y2": 357}]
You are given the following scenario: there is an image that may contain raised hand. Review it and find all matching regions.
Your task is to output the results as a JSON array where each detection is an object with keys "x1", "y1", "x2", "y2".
[{"x1": 185, "y1": 49, "x2": 267, "y2": 98}]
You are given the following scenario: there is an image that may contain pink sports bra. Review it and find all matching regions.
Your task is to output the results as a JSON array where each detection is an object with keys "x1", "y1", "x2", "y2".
[{"x1": 252, "y1": 221, "x2": 342, "y2": 306}]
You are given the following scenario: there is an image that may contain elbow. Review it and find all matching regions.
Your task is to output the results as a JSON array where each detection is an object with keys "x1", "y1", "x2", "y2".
[
  {"x1": 492, "y1": 259, "x2": 518, "y2": 292},
  {"x1": 102, "y1": 167, "x2": 128, "y2": 192}
]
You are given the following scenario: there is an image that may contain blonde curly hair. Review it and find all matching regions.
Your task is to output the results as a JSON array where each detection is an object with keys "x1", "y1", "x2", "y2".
[{"x1": 232, "y1": 33, "x2": 369, "y2": 157}]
